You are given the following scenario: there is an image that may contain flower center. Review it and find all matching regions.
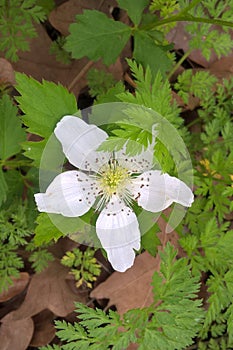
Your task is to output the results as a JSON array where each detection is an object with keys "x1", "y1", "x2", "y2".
[{"x1": 99, "y1": 161, "x2": 129, "y2": 196}]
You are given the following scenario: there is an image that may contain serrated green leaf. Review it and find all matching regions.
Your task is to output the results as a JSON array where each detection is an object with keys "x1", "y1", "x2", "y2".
[
  {"x1": 34, "y1": 213, "x2": 64, "y2": 245},
  {"x1": 97, "y1": 136, "x2": 128, "y2": 153},
  {"x1": 117, "y1": 0, "x2": 149, "y2": 25},
  {"x1": 65, "y1": 10, "x2": 131, "y2": 65},
  {"x1": 34, "y1": 210, "x2": 99, "y2": 246},
  {"x1": 0, "y1": 94, "x2": 25, "y2": 160},
  {"x1": 21, "y1": 140, "x2": 47, "y2": 167},
  {"x1": 133, "y1": 30, "x2": 172, "y2": 77},
  {"x1": 15, "y1": 73, "x2": 77, "y2": 138}
]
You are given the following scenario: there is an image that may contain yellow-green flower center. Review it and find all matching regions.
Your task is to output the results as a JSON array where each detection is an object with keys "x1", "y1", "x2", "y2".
[{"x1": 99, "y1": 163, "x2": 129, "y2": 196}]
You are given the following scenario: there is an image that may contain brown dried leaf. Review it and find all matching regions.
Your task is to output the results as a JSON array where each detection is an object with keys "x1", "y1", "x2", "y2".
[
  {"x1": 0, "y1": 272, "x2": 29, "y2": 303},
  {"x1": 49, "y1": 0, "x2": 117, "y2": 36},
  {"x1": 0, "y1": 58, "x2": 15, "y2": 86},
  {"x1": 12, "y1": 259, "x2": 87, "y2": 320},
  {"x1": 91, "y1": 215, "x2": 180, "y2": 315},
  {"x1": 91, "y1": 251, "x2": 160, "y2": 314},
  {"x1": 30, "y1": 310, "x2": 56, "y2": 347},
  {"x1": 209, "y1": 56, "x2": 233, "y2": 79},
  {"x1": 12, "y1": 23, "x2": 123, "y2": 96},
  {"x1": 0, "y1": 260, "x2": 86, "y2": 349},
  {"x1": 0, "y1": 312, "x2": 34, "y2": 350}
]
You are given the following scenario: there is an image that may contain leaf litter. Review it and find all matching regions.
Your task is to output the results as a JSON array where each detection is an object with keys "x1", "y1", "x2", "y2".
[{"x1": 91, "y1": 213, "x2": 182, "y2": 315}]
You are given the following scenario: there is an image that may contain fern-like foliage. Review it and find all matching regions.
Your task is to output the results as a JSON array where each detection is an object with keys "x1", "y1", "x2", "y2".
[
  {"x1": 0, "y1": 201, "x2": 31, "y2": 292},
  {"x1": 0, "y1": 200, "x2": 55, "y2": 291},
  {"x1": 87, "y1": 68, "x2": 117, "y2": 98},
  {"x1": 49, "y1": 37, "x2": 71, "y2": 65},
  {"x1": 175, "y1": 71, "x2": 233, "y2": 222},
  {"x1": 0, "y1": 0, "x2": 46, "y2": 61},
  {"x1": 0, "y1": 244, "x2": 24, "y2": 293},
  {"x1": 180, "y1": 219, "x2": 233, "y2": 349},
  {"x1": 41, "y1": 244, "x2": 204, "y2": 350},
  {"x1": 119, "y1": 60, "x2": 183, "y2": 130},
  {"x1": 97, "y1": 60, "x2": 190, "y2": 176},
  {"x1": 175, "y1": 70, "x2": 218, "y2": 106},
  {"x1": 174, "y1": 64, "x2": 233, "y2": 349},
  {"x1": 27, "y1": 245, "x2": 54, "y2": 273},
  {"x1": 61, "y1": 247, "x2": 101, "y2": 288},
  {"x1": 149, "y1": 0, "x2": 180, "y2": 34},
  {"x1": 180, "y1": 0, "x2": 233, "y2": 60},
  {"x1": 0, "y1": 202, "x2": 32, "y2": 245}
]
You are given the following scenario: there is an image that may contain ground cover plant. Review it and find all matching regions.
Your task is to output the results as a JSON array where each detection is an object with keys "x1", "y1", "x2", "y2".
[{"x1": 0, "y1": 0, "x2": 233, "y2": 349}]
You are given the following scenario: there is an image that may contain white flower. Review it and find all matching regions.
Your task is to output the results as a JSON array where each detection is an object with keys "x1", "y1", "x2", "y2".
[{"x1": 35, "y1": 115, "x2": 194, "y2": 272}]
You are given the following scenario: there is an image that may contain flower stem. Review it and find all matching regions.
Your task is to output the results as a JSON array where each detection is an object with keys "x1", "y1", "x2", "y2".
[{"x1": 167, "y1": 48, "x2": 193, "y2": 80}]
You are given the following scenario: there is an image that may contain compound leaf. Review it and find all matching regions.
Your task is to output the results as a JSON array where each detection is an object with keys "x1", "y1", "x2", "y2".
[
  {"x1": 15, "y1": 73, "x2": 77, "y2": 165},
  {"x1": 15, "y1": 73, "x2": 77, "y2": 138},
  {"x1": 117, "y1": 0, "x2": 150, "y2": 25},
  {"x1": 65, "y1": 10, "x2": 131, "y2": 65},
  {"x1": 133, "y1": 30, "x2": 172, "y2": 77}
]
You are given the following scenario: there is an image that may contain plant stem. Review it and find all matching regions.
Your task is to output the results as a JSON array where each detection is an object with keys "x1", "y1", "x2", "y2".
[
  {"x1": 186, "y1": 117, "x2": 201, "y2": 128},
  {"x1": 142, "y1": 14, "x2": 233, "y2": 31},
  {"x1": 68, "y1": 61, "x2": 94, "y2": 92},
  {"x1": 168, "y1": 48, "x2": 193, "y2": 80}
]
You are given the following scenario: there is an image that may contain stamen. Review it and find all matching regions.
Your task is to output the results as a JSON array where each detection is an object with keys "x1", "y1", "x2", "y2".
[{"x1": 94, "y1": 159, "x2": 134, "y2": 209}]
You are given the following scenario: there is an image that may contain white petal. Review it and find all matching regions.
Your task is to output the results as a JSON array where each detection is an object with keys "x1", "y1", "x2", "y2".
[
  {"x1": 115, "y1": 124, "x2": 157, "y2": 173},
  {"x1": 163, "y1": 173, "x2": 194, "y2": 207},
  {"x1": 130, "y1": 170, "x2": 194, "y2": 212},
  {"x1": 116, "y1": 146, "x2": 154, "y2": 173},
  {"x1": 96, "y1": 196, "x2": 140, "y2": 272},
  {"x1": 54, "y1": 115, "x2": 110, "y2": 172},
  {"x1": 34, "y1": 171, "x2": 98, "y2": 217}
]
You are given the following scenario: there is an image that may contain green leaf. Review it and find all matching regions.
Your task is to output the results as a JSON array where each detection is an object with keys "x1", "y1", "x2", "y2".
[
  {"x1": 34, "y1": 210, "x2": 99, "y2": 246},
  {"x1": 87, "y1": 68, "x2": 116, "y2": 97},
  {"x1": 36, "y1": 0, "x2": 55, "y2": 15},
  {"x1": 65, "y1": 10, "x2": 131, "y2": 65},
  {"x1": 28, "y1": 249, "x2": 54, "y2": 273},
  {"x1": 0, "y1": 243, "x2": 24, "y2": 293},
  {"x1": 95, "y1": 82, "x2": 125, "y2": 104},
  {"x1": 21, "y1": 140, "x2": 48, "y2": 167},
  {"x1": 49, "y1": 36, "x2": 71, "y2": 65},
  {"x1": 3, "y1": 170, "x2": 24, "y2": 207},
  {"x1": 117, "y1": 0, "x2": 150, "y2": 25},
  {"x1": 15, "y1": 73, "x2": 77, "y2": 138},
  {"x1": 0, "y1": 168, "x2": 8, "y2": 207},
  {"x1": 15, "y1": 73, "x2": 77, "y2": 165},
  {"x1": 141, "y1": 223, "x2": 160, "y2": 256},
  {"x1": 34, "y1": 213, "x2": 64, "y2": 245},
  {"x1": 0, "y1": 94, "x2": 25, "y2": 160},
  {"x1": 133, "y1": 30, "x2": 172, "y2": 77},
  {"x1": 0, "y1": 0, "x2": 46, "y2": 61}
]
